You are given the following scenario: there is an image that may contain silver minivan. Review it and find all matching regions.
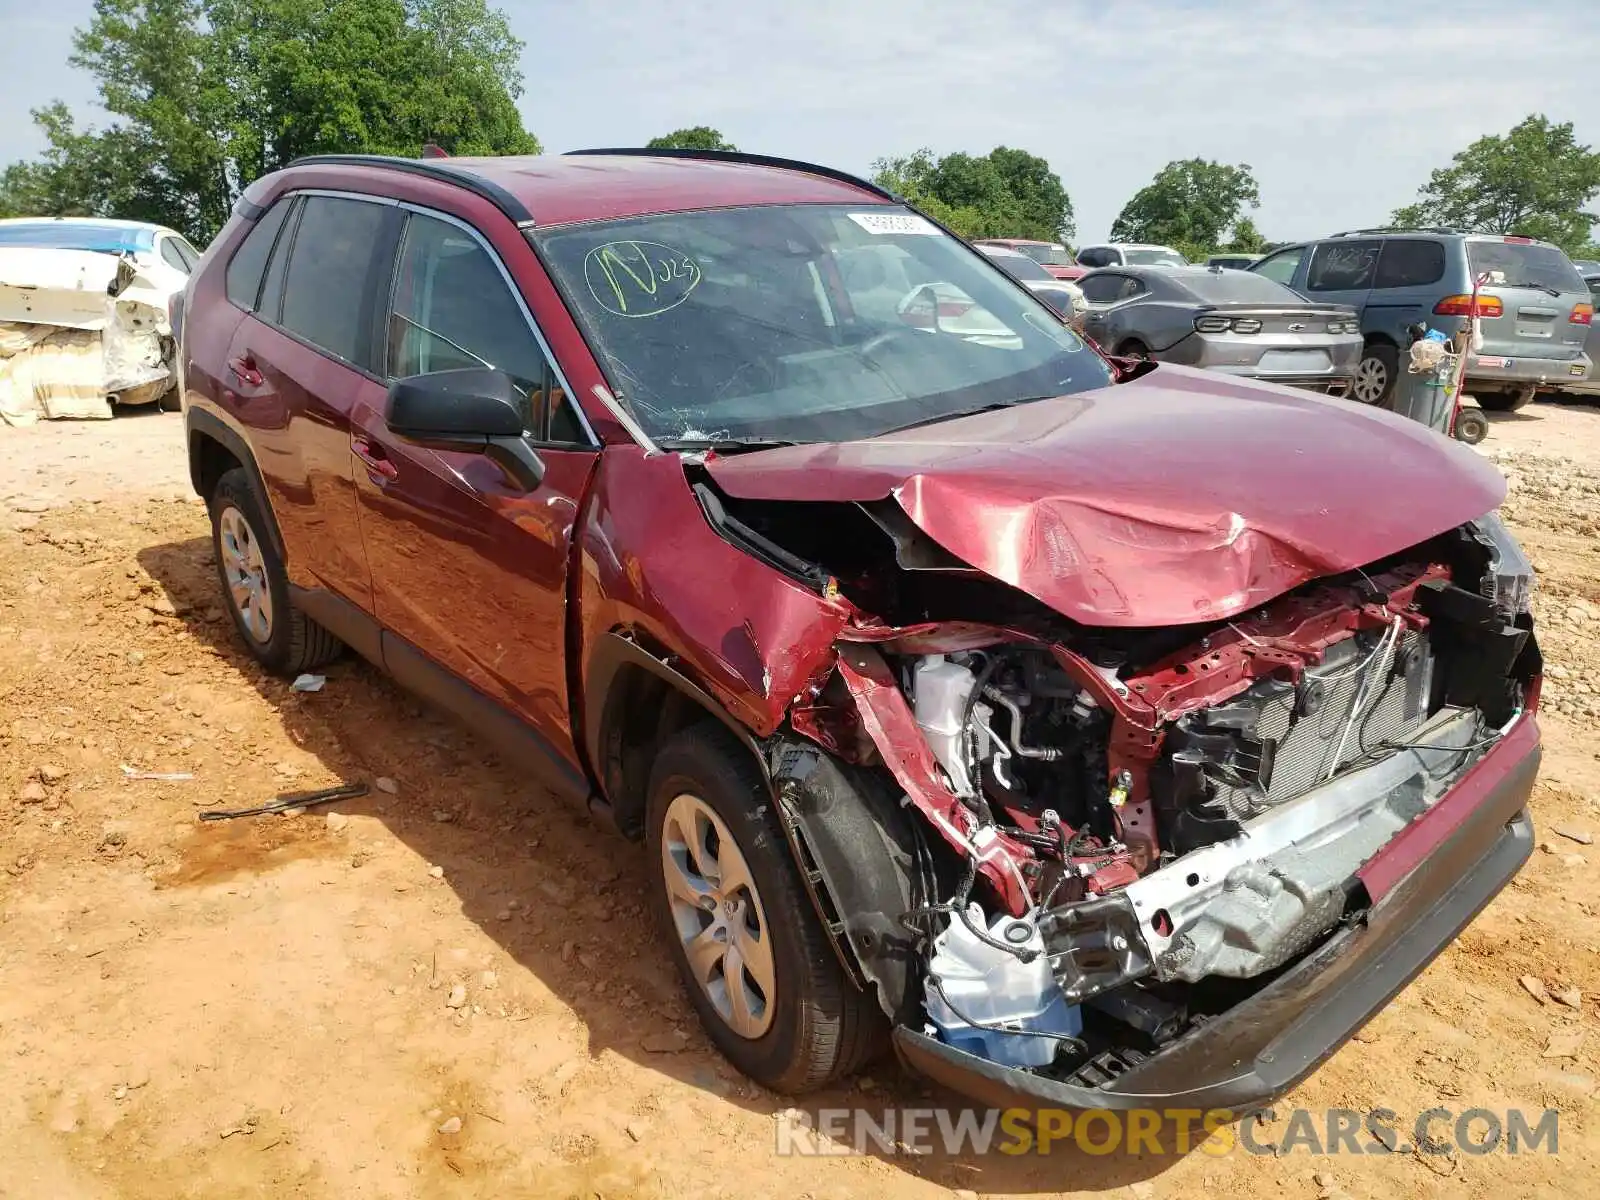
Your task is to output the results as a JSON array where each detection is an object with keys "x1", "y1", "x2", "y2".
[{"x1": 1251, "y1": 231, "x2": 1593, "y2": 411}]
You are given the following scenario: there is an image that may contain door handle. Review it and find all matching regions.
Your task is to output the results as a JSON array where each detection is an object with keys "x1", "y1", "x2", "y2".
[
  {"x1": 227, "y1": 355, "x2": 264, "y2": 387},
  {"x1": 351, "y1": 436, "x2": 399, "y2": 481}
]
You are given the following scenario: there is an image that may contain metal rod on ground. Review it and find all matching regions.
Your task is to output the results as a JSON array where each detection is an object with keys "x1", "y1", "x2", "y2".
[{"x1": 198, "y1": 782, "x2": 370, "y2": 822}]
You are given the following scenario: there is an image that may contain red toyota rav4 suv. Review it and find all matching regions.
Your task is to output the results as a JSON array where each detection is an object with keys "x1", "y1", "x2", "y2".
[{"x1": 179, "y1": 149, "x2": 1541, "y2": 1112}]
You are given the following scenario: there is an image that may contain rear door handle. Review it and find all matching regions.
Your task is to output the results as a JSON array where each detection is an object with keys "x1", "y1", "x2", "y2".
[
  {"x1": 227, "y1": 355, "x2": 264, "y2": 387},
  {"x1": 351, "y1": 436, "x2": 399, "y2": 482}
]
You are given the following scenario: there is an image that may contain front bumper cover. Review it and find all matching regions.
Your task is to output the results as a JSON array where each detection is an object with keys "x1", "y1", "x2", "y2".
[{"x1": 894, "y1": 715, "x2": 1539, "y2": 1113}]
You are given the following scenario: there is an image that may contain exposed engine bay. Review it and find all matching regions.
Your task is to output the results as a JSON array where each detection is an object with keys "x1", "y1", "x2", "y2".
[{"x1": 762, "y1": 503, "x2": 1541, "y2": 1083}]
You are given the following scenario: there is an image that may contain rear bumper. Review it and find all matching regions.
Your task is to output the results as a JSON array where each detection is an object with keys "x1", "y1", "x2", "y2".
[
  {"x1": 1467, "y1": 352, "x2": 1591, "y2": 390},
  {"x1": 895, "y1": 715, "x2": 1539, "y2": 1113}
]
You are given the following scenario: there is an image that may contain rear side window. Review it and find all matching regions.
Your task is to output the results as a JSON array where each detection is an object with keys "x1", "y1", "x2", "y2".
[
  {"x1": 280, "y1": 196, "x2": 389, "y2": 367},
  {"x1": 1466, "y1": 240, "x2": 1587, "y2": 294},
  {"x1": 1374, "y1": 239, "x2": 1446, "y2": 289},
  {"x1": 225, "y1": 199, "x2": 292, "y2": 310},
  {"x1": 1306, "y1": 240, "x2": 1380, "y2": 291},
  {"x1": 387, "y1": 212, "x2": 586, "y2": 444}
]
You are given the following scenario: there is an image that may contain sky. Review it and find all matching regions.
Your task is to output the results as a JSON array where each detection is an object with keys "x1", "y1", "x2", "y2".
[{"x1": 2, "y1": 0, "x2": 1597, "y2": 244}]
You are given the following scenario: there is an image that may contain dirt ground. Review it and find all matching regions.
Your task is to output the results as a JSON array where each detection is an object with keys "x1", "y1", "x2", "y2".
[{"x1": 2, "y1": 400, "x2": 1599, "y2": 1200}]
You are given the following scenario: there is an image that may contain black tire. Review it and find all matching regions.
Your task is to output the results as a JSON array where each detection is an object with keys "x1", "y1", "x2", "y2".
[
  {"x1": 1475, "y1": 387, "x2": 1536, "y2": 413},
  {"x1": 207, "y1": 467, "x2": 342, "y2": 675},
  {"x1": 158, "y1": 384, "x2": 182, "y2": 412},
  {"x1": 1454, "y1": 408, "x2": 1489, "y2": 445},
  {"x1": 1116, "y1": 339, "x2": 1151, "y2": 360},
  {"x1": 1352, "y1": 342, "x2": 1397, "y2": 405},
  {"x1": 645, "y1": 723, "x2": 886, "y2": 1093}
]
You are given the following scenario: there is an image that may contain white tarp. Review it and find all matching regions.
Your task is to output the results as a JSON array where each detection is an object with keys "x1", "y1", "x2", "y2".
[{"x1": 0, "y1": 247, "x2": 173, "y2": 425}]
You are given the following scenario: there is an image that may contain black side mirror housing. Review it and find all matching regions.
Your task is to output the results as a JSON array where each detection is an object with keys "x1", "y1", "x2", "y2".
[{"x1": 386, "y1": 368, "x2": 545, "y2": 490}]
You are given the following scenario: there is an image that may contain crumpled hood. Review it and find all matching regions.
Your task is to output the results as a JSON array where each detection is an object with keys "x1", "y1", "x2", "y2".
[{"x1": 703, "y1": 366, "x2": 1507, "y2": 626}]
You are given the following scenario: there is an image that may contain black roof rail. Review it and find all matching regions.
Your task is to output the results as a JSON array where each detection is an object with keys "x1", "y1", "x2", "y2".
[
  {"x1": 1326, "y1": 225, "x2": 1459, "y2": 238},
  {"x1": 563, "y1": 146, "x2": 903, "y2": 204},
  {"x1": 285, "y1": 154, "x2": 533, "y2": 224}
]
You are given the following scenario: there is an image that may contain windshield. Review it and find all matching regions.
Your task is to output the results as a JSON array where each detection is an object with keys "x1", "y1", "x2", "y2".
[
  {"x1": 1016, "y1": 242, "x2": 1073, "y2": 266},
  {"x1": 1467, "y1": 240, "x2": 1587, "y2": 294},
  {"x1": 531, "y1": 205, "x2": 1108, "y2": 445},
  {"x1": 1125, "y1": 248, "x2": 1187, "y2": 267},
  {"x1": 1176, "y1": 269, "x2": 1301, "y2": 304},
  {"x1": 983, "y1": 250, "x2": 1054, "y2": 281}
]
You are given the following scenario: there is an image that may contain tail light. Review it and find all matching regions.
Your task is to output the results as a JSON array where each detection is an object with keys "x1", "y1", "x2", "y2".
[
  {"x1": 1327, "y1": 318, "x2": 1359, "y2": 334},
  {"x1": 1571, "y1": 303, "x2": 1593, "y2": 326},
  {"x1": 1434, "y1": 294, "x2": 1503, "y2": 317},
  {"x1": 1194, "y1": 315, "x2": 1261, "y2": 333}
]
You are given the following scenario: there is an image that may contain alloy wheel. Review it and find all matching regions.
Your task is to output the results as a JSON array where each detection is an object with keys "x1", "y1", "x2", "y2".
[
  {"x1": 219, "y1": 505, "x2": 274, "y2": 643},
  {"x1": 660, "y1": 792, "x2": 776, "y2": 1039},
  {"x1": 1352, "y1": 355, "x2": 1388, "y2": 403}
]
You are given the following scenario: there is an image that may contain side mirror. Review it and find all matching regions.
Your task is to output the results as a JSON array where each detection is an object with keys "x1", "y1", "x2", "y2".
[{"x1": 386, "y1": 368, "x2": 545, "y2": 490}]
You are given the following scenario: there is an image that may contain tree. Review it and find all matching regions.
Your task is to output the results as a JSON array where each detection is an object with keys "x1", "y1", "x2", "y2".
[
  {"x1": 870, "y1": 146, "x2": 1072, "y2": 242},
  {"x1": 1110, "y1": 159, "x2": 1260, "y2": 257},
  {"x1": 986, "y1": 146, "x2": 1074, "y2": 242},
  {"x1": 645, "y1": 126, "x2": 737, "y2": 152},
  {"x1": 1391, "y1": 115, "x2": 1600, "y2": 255},
  {"x1": 1224, "y1": 216, "x2": 1267, "y2": 255},
  {"x1": 0, "y1": 0, "x2": 540, "y2": 243}
]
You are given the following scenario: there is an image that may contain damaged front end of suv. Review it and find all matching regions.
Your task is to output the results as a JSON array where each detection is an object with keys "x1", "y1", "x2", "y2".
[{"x1": 690, "y1": 407, "x2": 1541, "y2": 1113}]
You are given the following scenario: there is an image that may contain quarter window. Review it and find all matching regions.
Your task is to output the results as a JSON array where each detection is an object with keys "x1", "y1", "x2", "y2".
[
  {"x1": 1306, "y1": 240, "x2": 1381, "y2": 292},
  {"x1": 280, "y1": 196, "x2": 389, "y2": 368},
  {"x1": 225, "y1": 198, "x2": 293, "y2": 311},
  {"x1": 160, "y1": 237, "x2": 192, "y2": 274},
  {"x1": 387, "y1": 212, "x2": 585, "y2": 444},
  {"x1": 1252, "y1": 246, "x2": 1303, "y2": 285}
]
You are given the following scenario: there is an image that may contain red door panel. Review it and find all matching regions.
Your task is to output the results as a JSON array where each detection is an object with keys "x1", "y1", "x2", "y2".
[
  {"x1": 224, "y1": 318, "x2": 377, "y2": 610},
  {"x1": 350, "y1": 399, "x2": 598, "y2": 765}
]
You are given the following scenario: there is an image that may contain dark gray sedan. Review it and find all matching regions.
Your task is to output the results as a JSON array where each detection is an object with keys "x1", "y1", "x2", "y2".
[{"x1": 1078, "y1": 265, "x2": 1364, "y2": 396}]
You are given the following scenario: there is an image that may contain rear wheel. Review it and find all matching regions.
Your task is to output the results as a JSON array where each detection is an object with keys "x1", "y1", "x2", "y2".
[
  {"x1": 1475, "y1": 386, "x2": 1536, "y2": 413},
  {"x1": 208, "y1": 467, "x2": 342, "y2": 675},
  {"x1": 1352, "y1": 342, "x2": 1397, "y2": 405},
  {"x1": 645, "y1": 723, "x2": 885, "y2": 1093},
  {"x1": 1116, "y1": 339, "x2": 1152, "y2": 361}
]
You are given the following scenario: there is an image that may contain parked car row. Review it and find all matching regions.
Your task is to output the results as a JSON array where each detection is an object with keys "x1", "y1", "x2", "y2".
[{"x1": 1249, "y1": 228, "x2": 1593, "y2": 410}]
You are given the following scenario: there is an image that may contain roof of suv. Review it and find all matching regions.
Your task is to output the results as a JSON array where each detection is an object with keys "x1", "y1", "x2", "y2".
[{"x1": 282, "y1": 151, "x2": 896, "y2": 228}]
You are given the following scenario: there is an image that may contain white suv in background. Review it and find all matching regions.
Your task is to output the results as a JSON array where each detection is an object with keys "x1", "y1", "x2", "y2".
[{"x1": 1076, "y1": 243, "x2": 1188, "y2": 268}]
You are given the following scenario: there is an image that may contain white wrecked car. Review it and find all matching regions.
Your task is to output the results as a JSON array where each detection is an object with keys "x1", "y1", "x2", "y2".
[{"x1": 0, "y1": 217, "x2": 201, "y2": 425}]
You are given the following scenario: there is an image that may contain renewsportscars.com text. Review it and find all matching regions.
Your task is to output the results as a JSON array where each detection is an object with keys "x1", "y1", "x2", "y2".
[{"x1": 774, "y1": 1105, "x2": 1560, "y2": 1157}]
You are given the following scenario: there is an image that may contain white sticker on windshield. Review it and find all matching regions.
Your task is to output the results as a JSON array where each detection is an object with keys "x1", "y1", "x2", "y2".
[{"x1": 847, "y1": 211, "x2": 941, "y2": 237}]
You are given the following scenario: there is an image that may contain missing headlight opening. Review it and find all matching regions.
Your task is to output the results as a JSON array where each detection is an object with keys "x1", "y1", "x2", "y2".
[{"x1": 771, "y1": 510, "x2": 1539, "y2": 1086}]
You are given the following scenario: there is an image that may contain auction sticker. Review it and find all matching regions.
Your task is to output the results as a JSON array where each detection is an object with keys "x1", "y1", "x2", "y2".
[{"x1": 847, "y1": 212, "x2": 941, "y2": 237}]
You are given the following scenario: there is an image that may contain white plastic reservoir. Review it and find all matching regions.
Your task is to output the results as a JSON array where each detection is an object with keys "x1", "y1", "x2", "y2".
[{"x1": 924, "y1": 902, "x2": 1082, "y2": 1069}]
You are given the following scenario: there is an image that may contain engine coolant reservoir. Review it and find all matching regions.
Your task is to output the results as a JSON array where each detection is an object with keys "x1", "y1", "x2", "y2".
[
  {"x1": 912, "y1": 655, "x2": 978, "y2": 795},
  {"x1": 924, "y1": 903, "x2": 1082, "y2": 1069}
]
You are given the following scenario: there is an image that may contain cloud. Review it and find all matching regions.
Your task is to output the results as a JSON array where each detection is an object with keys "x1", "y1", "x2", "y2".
[{"x1": 3, "y1": 0, "x2": 1596, "y2": 242}]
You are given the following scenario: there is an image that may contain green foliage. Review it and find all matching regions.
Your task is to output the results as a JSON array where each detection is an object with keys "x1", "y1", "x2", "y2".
[
  {"x1": 1391, "y1": 115, "x2": 1600, "y2": 255},
  {"x1": 645, "y1": 126, "x2": 737, "y2": 152},
  {"x1": 870, "y1": 146, "x2": 1072, "y2": 242},
  {"x1": 1109, "y1": 158, "x2": 1260, "y2": 255},
  {"x1": 0, "y1": 0, "x2": 540, "y2": 243},
  {"x1": 1223, "y1": 216, "x2": 1266, "y2": 254}
]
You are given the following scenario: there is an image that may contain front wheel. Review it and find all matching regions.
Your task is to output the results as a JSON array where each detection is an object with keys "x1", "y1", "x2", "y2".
[{"x1": 645, "y1": 723, "x2": 886, "y2": 1093}]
